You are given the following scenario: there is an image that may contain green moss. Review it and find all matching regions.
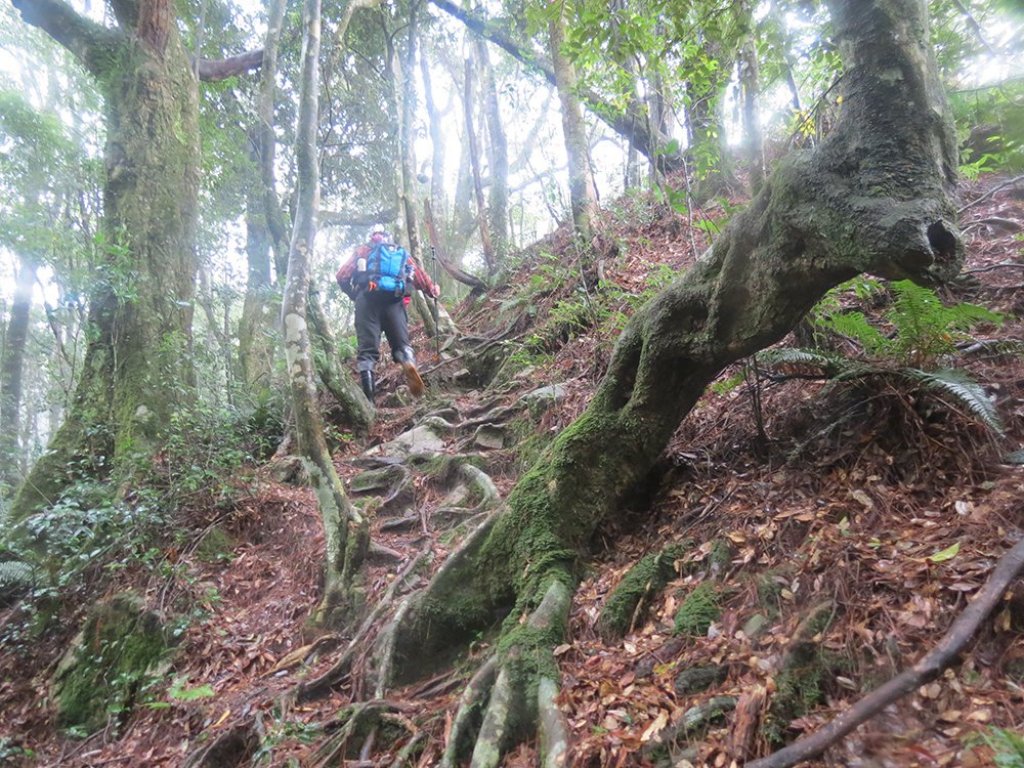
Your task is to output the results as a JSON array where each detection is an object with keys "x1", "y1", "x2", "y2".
[
  {"x1": 756, "y1": 572, "x2": 786, "y2": 618},
  {"x1": 673, "y1": 582, "x2": 720, "y2": 637},
  {"x1": 54, "y1": 593, "x2": 170, "y2": 733},
  {"x1": 763, "y1": 657, "x2": 830, "y2": 745},
  {"x1": 708, "y1": 539, "x2": 732, "y2": 576},
  {"x1": 195, "y1": 526, "x2": 234, "y2": 564},
  {"x1": 598, "y1": 542, "x2": 692, "y2": 641}
]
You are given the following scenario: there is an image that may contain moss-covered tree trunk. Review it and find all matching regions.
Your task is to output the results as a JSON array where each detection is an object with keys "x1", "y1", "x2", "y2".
[
  {"x1": 238, "y1": 134, "x2": 278, "y2": 392},
  {"x1": 386, "y1": 0, "x2": 962, "y2": 761},
  {"x1": 10, "y1": 0, "x2": 201, "y2": 519},
  {"x1": 282, "y1": 0, "x2": 366, "y2": 626}
]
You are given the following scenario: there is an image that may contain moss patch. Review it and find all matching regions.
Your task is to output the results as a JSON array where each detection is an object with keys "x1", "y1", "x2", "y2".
[
  {"x1": 194, "y1": 526, "x2": 234, "y2": 564},
  {"x1": 673, "y1": 582, "x2": 720, "y2": 637},
  {"x1": 53, "y1": 592, "x2": 171, "y2": 734},
  {"x1": 597, "y1": 542, "x2": 691, "y2": 641}
]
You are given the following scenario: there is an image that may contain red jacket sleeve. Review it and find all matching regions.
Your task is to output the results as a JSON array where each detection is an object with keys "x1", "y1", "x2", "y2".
[
  {"x1": 336, "y1": 246, "x2": 367, "y2": 297},
  {"x1": 408, "y1": 255, "x2": 438, "y2": 297}
]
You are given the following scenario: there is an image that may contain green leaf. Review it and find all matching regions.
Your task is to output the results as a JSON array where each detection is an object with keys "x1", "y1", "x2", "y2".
[
  {"x1": 928, "y1": 542, "x2": 960, "y2": 563},
  {"x1": 169, "y1": 680, "x2": 215, "y2": 701}
]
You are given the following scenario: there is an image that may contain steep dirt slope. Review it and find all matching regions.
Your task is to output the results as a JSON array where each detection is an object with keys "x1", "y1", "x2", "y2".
[{"x1": 1, "y1": 173, "x2": 1022, "y2": 767}]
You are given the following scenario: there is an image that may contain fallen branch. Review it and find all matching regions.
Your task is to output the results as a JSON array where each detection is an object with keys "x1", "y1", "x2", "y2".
[
  {"x1": 964, "y1": 261, "x2": 1024, "y2": 275},
  {"x1": 747, "y1": 533, "x2": 1024, "y2": 768},
  {"x1": 957, "y1": 174, "x2": 1024, "y2": 215}
]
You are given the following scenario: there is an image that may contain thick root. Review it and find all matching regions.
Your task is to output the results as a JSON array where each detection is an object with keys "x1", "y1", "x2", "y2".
[
  {"x1": 440, "y1": 656, "x2": 499, "y2": 768},
  {"x1": 453, "y1": 578, "x2": 573, "y2": 767},
  {"x1": 296, "y1": 550, "x2": 427, "y2": 702}
]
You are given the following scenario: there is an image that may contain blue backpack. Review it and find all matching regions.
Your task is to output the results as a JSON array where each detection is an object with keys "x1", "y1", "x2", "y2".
[{"x1": 361, "y1": 242, "x2": 411, "y2": 295}]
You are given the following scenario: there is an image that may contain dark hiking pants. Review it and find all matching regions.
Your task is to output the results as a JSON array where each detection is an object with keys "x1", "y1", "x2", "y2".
[{"x1": 354, "y1": 290, "x2": 414, "y2": 372}]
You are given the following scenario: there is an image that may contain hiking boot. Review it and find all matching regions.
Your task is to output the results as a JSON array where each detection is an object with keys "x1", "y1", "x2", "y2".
[
  {"x1": 360, "y1": 370, "x2": 375, "y2": 404},
  {"x1": 401, "y1": 360, "x2": 424, "y2": 397}
]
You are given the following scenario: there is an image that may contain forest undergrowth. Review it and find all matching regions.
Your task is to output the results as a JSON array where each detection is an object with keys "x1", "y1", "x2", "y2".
[{"x1": 1, "y1": 173, "x2": 1023, "y2": 767}]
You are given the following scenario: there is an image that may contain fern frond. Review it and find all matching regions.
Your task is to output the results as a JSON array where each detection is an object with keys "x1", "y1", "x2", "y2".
[
  {"x1": 0, "y1": 560, "x2": 34, "y2": 589},
  {"x1": 904, "y1": 367, "x2": 1004, "y2": 434},
  {"x1": 888, "y1": 280, "x2": 1004, "y2": 365},
  {"x1": 817, "y1": 310, "x2": 890, "y2": 356},
  {"x1": 759, "y1": 347, "x2": 850, "y2": 376}
]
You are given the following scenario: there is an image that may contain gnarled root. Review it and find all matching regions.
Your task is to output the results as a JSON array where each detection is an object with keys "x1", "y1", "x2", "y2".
[
  {"x1": 451, "y1": 578, "x2": 572, "y2": 767},
  {"x1": 296, "y1": 549, "x2": 428, "y2": 703}
]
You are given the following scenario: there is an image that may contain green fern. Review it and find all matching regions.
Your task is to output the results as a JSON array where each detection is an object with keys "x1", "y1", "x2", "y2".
[
  {"x1": 984, "y1": 728, "x2": 1024, "y2": 768},
  {"x1": 0, "y1": 560, "x2": 34, "y2": 590},
  {"x1": 817, "y1": 310, "x2": 890, "y2": 357},
  {"x1": 758, "y1": 347, "x2": 851, "y2": 377},
  {"x1": 812, "y1": 280, "x2": 1004, "y2": 368},
  {"x1": 904, "y1": 368, "x2": 1004, "y2": 434},
  {"x1": 887, "y1": 280, "x2": 1003, "y2": 366}
]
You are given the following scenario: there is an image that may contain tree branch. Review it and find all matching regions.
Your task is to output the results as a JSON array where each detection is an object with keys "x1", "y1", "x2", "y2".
[
  {"x1": 10, "y1": 0, "x2": 121, "y2": 77},
  {"x1": 748, "y1": 533, "x2": 1024, "y2": 768},
  {"x1": 195, "y1": 49, "x2": 264, "y2": 81}
]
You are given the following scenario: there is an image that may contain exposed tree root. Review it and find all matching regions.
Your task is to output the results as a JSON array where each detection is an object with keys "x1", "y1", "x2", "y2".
[
  {"x1": 182, "y1": 720, "x2": 259, "y2": 767},
  {"x1": 747, "y1": 533, "x2": 1024, "y2": 768},
  {"x1": 389, "y1": 730, "x2": 426, "y2": 767},
  {"x1": 462, "y1": 578, "x2": 572, "y2": 767},
  {"x1": 537, "y1": 676, "x2": 570, "y2": 768},
  {"x1": 296, "y1": 549, "x2": 427, "y2": 702},
  {"x1": 440, "y1": 656, "x2": 498, "y2": 768},
  {"x1": 459, "y1": 463, "x2": 501, "y2": 510},
  {"x1": 372, "y1": 5, "x2": 963, "y2": 766},
  {"x1": 310, "y1": 699, "x2": 395, "y2": 768}
]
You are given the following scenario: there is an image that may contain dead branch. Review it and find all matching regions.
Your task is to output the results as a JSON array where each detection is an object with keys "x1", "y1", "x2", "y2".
[
  {"x1": 195, "y1": 49, "x2": 263, "y2": 81},
  {"x1": 746, "y1": 533, "x2": 1024, "y2": 768},
  {"x1": 957, "y1": 174, "x2": 1024, "y2": 215},
  {"x1": 964, "y1": 261, "x2": 1024, "y2": 275}
]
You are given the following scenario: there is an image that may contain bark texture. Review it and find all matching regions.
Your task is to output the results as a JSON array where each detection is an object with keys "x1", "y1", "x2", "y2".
[
  {"x1": 0, "y1": 257, "x2": 37, "y2": 493},
  {"x1": 386, "y1": 0, "x2": 961, "y2": 760},
  {"x1": 10, "y1": 0, "x2": 201, "y2": 519},
  {"x1": 548, "y1": 5, "x2": 599, "y2": 243},
  {"x1": 282, "y1": 0, "x2": 365, "y2": 625}
]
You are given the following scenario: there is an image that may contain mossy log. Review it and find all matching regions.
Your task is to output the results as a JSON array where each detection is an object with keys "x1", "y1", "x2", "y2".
[{"x1": 382, "y1": 0, "x2": 963, "y2": 761}]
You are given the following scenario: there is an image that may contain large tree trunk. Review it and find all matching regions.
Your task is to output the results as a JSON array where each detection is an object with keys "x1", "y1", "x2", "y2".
[
  {"x1": 548, "y1": 3, "x2": 598, "y2": 244},
  {"x1": 419, "y1": 41, "x2": 449, "y2": 241},
  {"x1": 238, "y1": 149, "x2": 278, "y2": 392},
  {"x1": 476, "y1": 37, "x2": 510, "y2": 264},
  {"x1": 282, "y1": 0, "x2": 366, "y2": 627},
  {"x1": 463, "y1": 56, "x2": 496, "y2": 275},
  {"x1": 384, "y1": 0, "x2": 962, "y2": 761},
  {"x1": 0, "y1": 256, "x2": 37, "y2": 495},
  {"x1": 736, "y1": 0, "x2": 766, "y2": 191},
  {"x1": 256, "y1": 0, "x2": 291, "y2": 279},
  {"x1": 10, "y1": 0, "x2": 201, "y2": 519}
]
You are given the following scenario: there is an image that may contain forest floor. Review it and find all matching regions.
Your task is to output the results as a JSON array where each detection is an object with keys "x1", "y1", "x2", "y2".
[{"x1": 1, "y1": 172, "x2": 1023, "y2": 767}]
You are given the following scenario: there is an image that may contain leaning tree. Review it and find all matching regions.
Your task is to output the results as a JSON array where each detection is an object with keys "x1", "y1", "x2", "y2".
[
  {"x1": 7, "y1": 0, "x2": 260, "y2": 519},
  {"x1": 373, "y1": 0, "x2": 964, "y2": 762}
]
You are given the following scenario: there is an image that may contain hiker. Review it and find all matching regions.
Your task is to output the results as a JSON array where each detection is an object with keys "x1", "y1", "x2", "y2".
[{"x1": 336, "y1": 226, "x2": 440, "y2": 405}]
